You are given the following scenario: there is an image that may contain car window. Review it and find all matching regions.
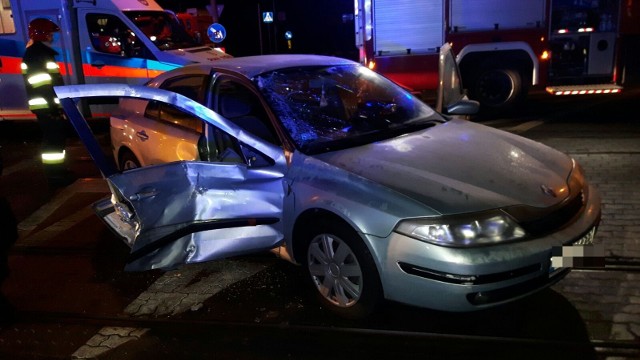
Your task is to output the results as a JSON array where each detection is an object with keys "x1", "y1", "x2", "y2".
[
  {"x1": 202, "y1": 126, "x2": 272, "y2": 167},
  {"x1": 143, "y1": 100, "x2": 201, "y2": 133},
  {"x1": 134, "y1": 82, "x2": 274, "y2": 168},
  {"x1": 214, "y1": 80, "x2": 280, "y2": 146},
  {"x1": 141, "y1": 99, "x2": 268, "y2": 167},
  {"x1": 160, "y1": 75, "x2": 208, "y2": 104},
  {"x1": 160, "y1": 103, "x2": 203, "y2": 133},
  {"x1": 138, "y1": 75, "x2": 208, "y2": 133}
]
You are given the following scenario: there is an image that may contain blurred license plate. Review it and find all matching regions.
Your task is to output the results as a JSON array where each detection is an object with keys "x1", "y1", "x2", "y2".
[
  {"x1": 549, "y1": 225, "x2": 599, "y2": 275},
  {"x1": 571, "y1": 226, "x2": 597, "y2": 246}
]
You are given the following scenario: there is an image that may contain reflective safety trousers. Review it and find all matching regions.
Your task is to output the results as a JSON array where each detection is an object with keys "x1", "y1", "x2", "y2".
[{"x1": 34, "y1": 110, "x2": 67, "y2": 165}]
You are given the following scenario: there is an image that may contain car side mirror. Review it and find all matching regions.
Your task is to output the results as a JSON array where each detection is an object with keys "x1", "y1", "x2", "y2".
[
  {"x1": 436, "y1": 43, "x2": 469, "y2": 114},
  {"x1": 445, "y1": 98, "x2": 480, "y2": 116}
]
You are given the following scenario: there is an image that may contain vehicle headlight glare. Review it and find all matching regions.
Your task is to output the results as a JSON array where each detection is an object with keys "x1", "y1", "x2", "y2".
[
  {"x1": 412, "y1": 225, "x2": 450, "y2": 243},
  {"x1": 458, "y1": 224, "x2": 476, "y2": 239},
  {"x1": 396, "y1": 213, "x2": 526, "y2": 247}
]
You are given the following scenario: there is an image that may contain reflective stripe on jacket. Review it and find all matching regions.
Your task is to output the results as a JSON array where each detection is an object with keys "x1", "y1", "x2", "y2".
[{"x1": 22, "y1": 41, "x2": 64, "y2": 112}]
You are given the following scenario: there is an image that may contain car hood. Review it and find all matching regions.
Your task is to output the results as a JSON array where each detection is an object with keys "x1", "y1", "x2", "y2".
[
  {"x1": 313, "y1": 119, "x2": 573, "y2": 215},
  {"x1": 166, "y1": 46, "x2": 232, "y2": 63}
]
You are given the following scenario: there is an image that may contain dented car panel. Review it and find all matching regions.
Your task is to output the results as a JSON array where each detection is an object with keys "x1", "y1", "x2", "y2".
[
  {"x1": 105, "y1": 162, "x2": 284, "y2": 271},
  {"x1": 105, "y1": 162, "x2": 284, "y2": 247},
  {"x1": 56, "y1": 84, "x2": 286, "y2": 271}
]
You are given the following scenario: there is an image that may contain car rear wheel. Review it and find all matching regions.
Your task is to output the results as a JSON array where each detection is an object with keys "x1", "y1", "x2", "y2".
[
  {"x1": 119, "y1": 150, "x2": 141, "y2": 171},
  {"x1": 303, "y1": 219, "x2": 382, "y2": 319}
]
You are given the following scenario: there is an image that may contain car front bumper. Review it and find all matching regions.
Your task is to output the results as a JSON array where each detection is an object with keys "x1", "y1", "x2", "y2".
[{"x1": 367, "y1": 184, "x2": 602, "y2": 312}]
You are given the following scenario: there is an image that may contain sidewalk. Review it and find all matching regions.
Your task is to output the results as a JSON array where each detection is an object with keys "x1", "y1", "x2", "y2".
[{"x1": 535, "y1": 132, "x2": 640, "y2": 346}]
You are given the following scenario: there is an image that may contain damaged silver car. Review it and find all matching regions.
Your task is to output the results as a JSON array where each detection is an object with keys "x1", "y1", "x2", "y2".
[{"x1": 54, "y1": 45, "x2": 601, "y2": 319}]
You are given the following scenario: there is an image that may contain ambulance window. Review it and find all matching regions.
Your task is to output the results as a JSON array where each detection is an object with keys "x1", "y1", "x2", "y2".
[
  {"x1": 86, "y1": 13, "x2": 144, "y2": 57},
  {"x1": 0, "y1": 0, "x2": 16, "y2": 34},
  {"x1": 125, "y1": 11, "x2": 199, "y2": 51}
]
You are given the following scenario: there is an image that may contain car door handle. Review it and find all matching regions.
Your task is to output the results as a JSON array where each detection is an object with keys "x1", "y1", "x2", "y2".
[
  {"x1": 136, "y1": 130, "x2": 149, "y2": 141},
  {"x1": 91, "y1": 61, "x2": 106, "y2": 69},
  {"x1": 129, "y1": 188, "x2": 159, "y2": 201}
]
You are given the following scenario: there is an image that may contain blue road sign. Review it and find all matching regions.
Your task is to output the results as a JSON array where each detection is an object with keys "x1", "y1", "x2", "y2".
[
  {"x1": 263, "y1": 12, "x2": 274, "y2": 23},
  {"x1": 207, "y1": 23, "x2": 226, "y2": 43}
]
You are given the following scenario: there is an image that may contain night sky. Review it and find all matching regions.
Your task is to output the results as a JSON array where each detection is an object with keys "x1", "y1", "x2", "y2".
[{"x1": 156, "y1": 0, "x2": 358, "y2": 60}]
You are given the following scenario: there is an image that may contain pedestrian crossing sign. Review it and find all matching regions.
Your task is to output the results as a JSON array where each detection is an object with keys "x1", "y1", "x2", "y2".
[{"x1": 263, "y1": 12, "x2": 274, "y2": 23}]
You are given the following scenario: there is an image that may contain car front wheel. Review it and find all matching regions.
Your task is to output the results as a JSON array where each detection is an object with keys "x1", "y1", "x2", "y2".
[{"x1": 303, "y1": 220, "x2": 382, "y2": 319}]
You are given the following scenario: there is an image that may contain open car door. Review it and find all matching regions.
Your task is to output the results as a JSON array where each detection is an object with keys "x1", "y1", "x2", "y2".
[
  {"x1": 435, "y1": 43, "x2": 479, "y2": 116},
  {"x1": 54, "y1": 84, "x2": 287, "y2": 271}
]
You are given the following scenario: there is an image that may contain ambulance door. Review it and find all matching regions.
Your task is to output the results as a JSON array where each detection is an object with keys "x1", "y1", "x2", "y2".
[
  {"x1": 76, "y1": 10, "x2": 151, "y2": 86},
  {"x1": 76, "y1": 9, "x2": 155, "y2": 118}
]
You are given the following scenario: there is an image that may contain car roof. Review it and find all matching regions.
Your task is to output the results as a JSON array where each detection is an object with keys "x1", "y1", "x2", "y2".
[{"x1": 154, "y1": 54, "x2": 359, "y2": 83}]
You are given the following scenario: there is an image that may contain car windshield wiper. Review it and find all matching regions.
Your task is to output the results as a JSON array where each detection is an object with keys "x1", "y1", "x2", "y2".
[{"x1": 399, "y1": 117, "x2": 445, "y2": 129}]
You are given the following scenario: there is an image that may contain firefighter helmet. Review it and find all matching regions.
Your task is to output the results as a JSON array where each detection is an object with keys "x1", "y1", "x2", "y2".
[{"x1": 28, "y1": 18, "x2": 60, "y2": 42}]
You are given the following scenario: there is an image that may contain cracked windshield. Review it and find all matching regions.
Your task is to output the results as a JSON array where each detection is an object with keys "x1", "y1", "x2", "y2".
[{"x1": 256, "y1": 65, "x2": 439, "y2": 154}]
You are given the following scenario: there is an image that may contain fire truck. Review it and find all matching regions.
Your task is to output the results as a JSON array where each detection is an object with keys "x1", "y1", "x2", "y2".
[
  {"x1": 0, "y1": 0, "x2": 229, "y2": 121},
  {"x1": 354, "y1": 0, "x2": 640, "y2": 111}
]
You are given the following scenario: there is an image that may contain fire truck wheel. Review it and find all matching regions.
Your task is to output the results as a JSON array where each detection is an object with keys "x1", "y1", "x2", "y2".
[
  {"x1": 119, "y1": 150, "x2": 141, "y2": 171},
  {"x1": 470, "y1": 67, "x2": 523, "y2": 111}
]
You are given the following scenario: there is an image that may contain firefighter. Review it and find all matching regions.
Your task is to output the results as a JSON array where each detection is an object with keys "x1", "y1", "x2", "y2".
[{"x1": 21, "y1": 18, "x2": 72, "y2": 184}]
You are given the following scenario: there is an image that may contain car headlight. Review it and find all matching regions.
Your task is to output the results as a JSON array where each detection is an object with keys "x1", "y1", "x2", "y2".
[{"x1": 395, "y1": 211, "x2": 526, "y2": 247}]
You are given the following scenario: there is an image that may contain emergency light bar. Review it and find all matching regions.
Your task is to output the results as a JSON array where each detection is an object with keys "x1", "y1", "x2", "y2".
[
  {"x1": 556, "y1": 27, "x2": 594, "y2": 34},
  {"x1": 556, "y1": 28, "x2": 594, "y2": 34},
  {"x1": 546, "y1": 84, "x2": 622, "y2": 96}
]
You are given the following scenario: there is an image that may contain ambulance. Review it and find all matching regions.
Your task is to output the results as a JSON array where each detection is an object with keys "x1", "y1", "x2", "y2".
[{"x1": 0, "y1": 0, "x2": 230, "y2": 121}]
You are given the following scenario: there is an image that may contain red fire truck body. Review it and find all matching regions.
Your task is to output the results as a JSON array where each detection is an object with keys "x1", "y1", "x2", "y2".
[{"x1": 354, "y1": 0, "x2": 639, "y2": 110}]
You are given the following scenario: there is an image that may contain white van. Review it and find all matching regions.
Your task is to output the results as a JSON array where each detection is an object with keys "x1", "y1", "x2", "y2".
[{"x1": 0, "y1": 0, "x2": 230, "y2": 121}]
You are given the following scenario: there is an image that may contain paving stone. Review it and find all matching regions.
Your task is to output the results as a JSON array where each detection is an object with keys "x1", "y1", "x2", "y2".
[{"x1": 610, "y1": 324, "x2": 636, "y2": 341}]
